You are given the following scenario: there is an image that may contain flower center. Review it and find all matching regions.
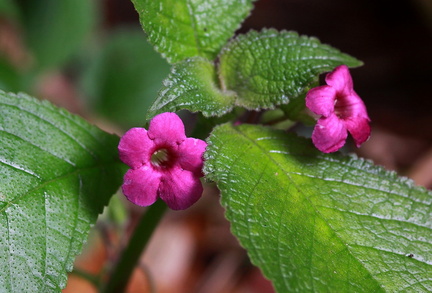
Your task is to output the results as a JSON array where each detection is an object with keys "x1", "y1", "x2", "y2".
[
  {"x1": 334, "y1": 95, "x2": 352, "y2": 119},
  {"x1": 151, "y1": 148, "x2": 170, "y2": 168}
]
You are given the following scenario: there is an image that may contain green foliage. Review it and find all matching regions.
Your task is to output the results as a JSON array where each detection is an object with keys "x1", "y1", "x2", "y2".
[
  {"x1": 218, "y1": 29, "x2": 362, "y2": 109},
  {"x1": 205, "y1": 123, "x2": 432, "y2": 292},
  {"x1": 0, "y1": 91, "x2": 125, "y2": 292},
  {"x1": 80, "y1": 29, "x2": 170, "y2": 129},
  {"x1": 16, "y1": 0, "x2": 96, "y2": 71},
  {"x1": 3, "y1": 1, "x2": 427, "y2": 292},
  {"x1": 131, "y1": 0, "x2": 256, "y2": 63},
  {"x1": 148, "y1": 29, "x2": 362, "y2": 119},
  {"x1": 148, "y1": 57, "x2": 236, "y2": 118}
]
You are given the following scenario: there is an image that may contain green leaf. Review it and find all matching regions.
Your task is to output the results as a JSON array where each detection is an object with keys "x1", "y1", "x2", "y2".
[
  {"x1": 148, "y1": 29, "x2": 362, "y2": 119},
  {"x1": 148, "y1": 57, "x2": 236, "y2": 118},
  {"x1": 131, "y1": 0, "x2": 256, "y2": 63},
  {"x1": 218, "y1": 29, "x2": 362, "y2": 109},
  {"x1": 80, "y1": 28, "x2": 170, "y2": 129},
  {"x1": 204, "y1": 123, "x2": 432, "y2": 292},
  {"x1": 0, "y1": 91, "x2": 125, "y2": 291},
  {"x1": 17, "y1": 0, "x2": 96, "y2": 71}
]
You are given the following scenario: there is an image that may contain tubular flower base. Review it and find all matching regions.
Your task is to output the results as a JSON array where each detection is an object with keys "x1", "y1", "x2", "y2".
[
  {"x1": 118, "y1": 112, "x2": 207, "y2": 210},
  {"x1": 305, "y1": 65, "x2": 371, "y2": 153}
]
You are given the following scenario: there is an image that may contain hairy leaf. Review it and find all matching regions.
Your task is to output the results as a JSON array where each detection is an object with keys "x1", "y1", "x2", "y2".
[
  {"x1": 205, "y1": 123, "x2": 432, "y2": 292},
  {"x1": 219, "y1": 29, "x2": 362, "y2": 109},
  {"x1": 148, "y1": 30, "x2": 362, "y2": 118},
  {"x1": 0, "y1": 91, "x2": 124, "y2": 292},
  {"x1": 131, "y1": 0, "x2": 256, "y2": 63},
  {"x1": 148, "y1": 57, "x2": 236, "y2": 118}
]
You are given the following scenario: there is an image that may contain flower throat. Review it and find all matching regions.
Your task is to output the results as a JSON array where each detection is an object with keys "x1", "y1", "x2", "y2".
[{"x1": 151, "y1": 148, "x2": 170, "y2": 168}]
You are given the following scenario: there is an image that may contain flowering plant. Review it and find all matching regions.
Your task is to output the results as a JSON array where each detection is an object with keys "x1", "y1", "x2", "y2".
[
  {"x1": 118, "y1": 112, "x2": 206, "y2": 210},
  {"x1": 305, "y1": 65, "x2": 371, "y2": 153},
  {"x1": 0, "y1": 0, "x2": 430, "y2": 292}
]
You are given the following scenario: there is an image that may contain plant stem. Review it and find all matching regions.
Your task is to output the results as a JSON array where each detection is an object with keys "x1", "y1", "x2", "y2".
[{"x1": 101, "y1": 200, "x2": 167, "y2": 293}]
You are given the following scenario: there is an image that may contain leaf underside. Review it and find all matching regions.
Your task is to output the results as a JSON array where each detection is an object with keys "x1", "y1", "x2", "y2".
[
  {"x1": 204, "y1": 123, "x2": 432, "y2": 292},
  {"x1": 0, "y1": 91, "x2": 124, "y2": 292}
]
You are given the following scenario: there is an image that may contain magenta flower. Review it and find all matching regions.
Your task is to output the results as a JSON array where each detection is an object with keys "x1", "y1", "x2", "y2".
[
  {"x1": 305, "y1": 65, "x2": 371, "y2": 153},
  {"x1": 118, "y1": 112, "x2": 207, "y2": 210}
]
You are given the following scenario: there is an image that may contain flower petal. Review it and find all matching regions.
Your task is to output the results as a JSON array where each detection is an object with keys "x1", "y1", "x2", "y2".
[
  {"x1": 118, "y1": 127, "x2": 154, "y2": 169},
  {"x1": 158, "y1": 167, "x2": 203, "y2": 210},
  {"x1": 122, "y1": 166, "x2": 161, "y2": 207},
  {"x1": 312, "y1": 114, "x2": 348, "y2": 153},
  {"x1": 325, "y1": 65, "x2": 353, "y2": 95},
  {"x1": 341, "y1": 91, "x2": 370, "y2": 120},
  {"x1": 178, "y1": 138, "x2": 207, "y2": 175},
  {"x1": 305, "y1": 85, "x2": 337, "y2": 117},
  {"x1": 345, "y1": 116, "x2": 371, "y2": 147},
  {"x1": 148, "y1": 112, "x2": 186, "y2": 146}
]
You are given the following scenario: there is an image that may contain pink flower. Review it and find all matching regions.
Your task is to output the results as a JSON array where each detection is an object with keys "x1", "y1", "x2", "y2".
[
  {"x1": 305, "y1": 65, "x2": 371, "y2": 153},
  {"x1": 118, "y1": 112, "x2": 207, "y2": 210}
]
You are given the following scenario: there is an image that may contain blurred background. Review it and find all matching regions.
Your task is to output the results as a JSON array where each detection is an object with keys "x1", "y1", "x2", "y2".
[{"x1": 0, "y1": 0, "x2": 431, "y2": 292}]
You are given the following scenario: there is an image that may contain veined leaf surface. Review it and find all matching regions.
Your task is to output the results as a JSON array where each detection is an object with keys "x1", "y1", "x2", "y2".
[
  {"x1": 148, "y1": 30, "x2": 362, "y2": 118},
  {"x1": 204, "y1": 123, "x2": 432, "y2": 292},
  {"x1": 131, "y1": 0, "x2": 256, "y2": 63},
  {"x1": 0, "y1": 91, "x2": 124, "y2": 292}
]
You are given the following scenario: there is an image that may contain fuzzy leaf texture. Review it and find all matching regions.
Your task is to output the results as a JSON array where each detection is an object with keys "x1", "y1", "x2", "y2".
[
  {"x1": 0, "y1": 91, "x2": 124, "y2": 292},
  {"x1": 148, "y1": 29, "x2": 362, "y2": 118},
  {"x1": 148, "y1": 57, "x2": 237, "y2": 118},
  {"x1": 131, "y1": 0, "x2": 256, "y2": 64},
  {"x1": 204, "y1": 123, "x2": 432, "y2": 292}
]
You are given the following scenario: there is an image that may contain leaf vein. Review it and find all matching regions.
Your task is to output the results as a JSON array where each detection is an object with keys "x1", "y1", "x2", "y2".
[
  {"x1": 231, "y1": 126, "x2": 384, "y2": 288},
  {"x1": 0, "y1": 102, "x2": 97, "y2": 160},
  {"x1": 323, "y1": 206, "x2": 431, "y2": 230},
  {"x1": 185, "y1": 0, "x2": 201, "y2": 56},
  {"x1": 0, "y1": 158, "x2": 42, "y2": 179},
  {"x1": 0, "y1": 130, "x2": 76, "y2": 166},
  {"x1": 0, "y1": 161, "x2": 119, "y2": 214}
]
